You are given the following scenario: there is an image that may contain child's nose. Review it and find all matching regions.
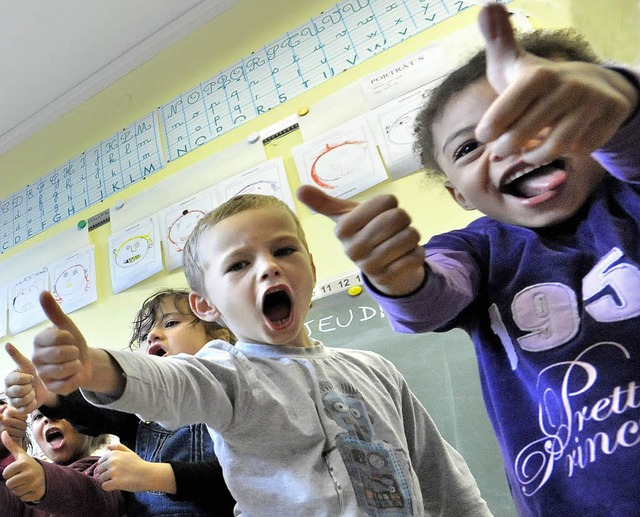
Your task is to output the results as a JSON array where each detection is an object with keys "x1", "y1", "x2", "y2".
[
  {"x1": 147, "y1": 327, "x2": 162, "y2": 344},
  {"x1": 259, "y1": 257, "x2": 282, "y2": 280}
]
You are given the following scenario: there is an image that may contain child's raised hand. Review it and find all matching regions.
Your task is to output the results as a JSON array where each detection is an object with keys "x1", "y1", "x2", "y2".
[
  {"x1": 0, "y1": 405, "x2": 29, "y2": 446},
  {"x1": 297, "y1": 185, "x2": 425, "y2": 296},
  {"x1": 4, "y1": 342, "x2": 59, "y2": 414},
  {"x1": 1, "y1": 430, "x2": 46, "y2": 502},
  {"x1": 32, "y1": 291, "x2": 93, "y2": 395},
  {"x1": 475, "y1": 3, "x2": 638, "y2": 165}
]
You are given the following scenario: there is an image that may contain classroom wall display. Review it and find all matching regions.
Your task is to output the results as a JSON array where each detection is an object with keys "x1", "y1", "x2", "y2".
[
  {"x1": 108, "y1": 217, "x2": 163, "y2": 294},
  {"x1": 49, "y1": 246, "x2": 98, "y2": 314},
  {"x1": 292, "y1": 116, "x2": 388, "y2": 199},
  {"x1": 305, "y1": 287, "x2": 517, "y2": 517},
  {"x1": 160, "y1": 190, "x2": 216, "y2": 272},
  {"x1": 1, "y1": 0, "x2": 504, "y2": 258},
  {"x1": 0, "y1": 113, "x2": 165, "y2": 256},
  {"x1": 9, "y1": 266, "x2": 49, "y2": 334},
  {"x1": 216, "y1": 157, "x2": 296, "y2": 212}
]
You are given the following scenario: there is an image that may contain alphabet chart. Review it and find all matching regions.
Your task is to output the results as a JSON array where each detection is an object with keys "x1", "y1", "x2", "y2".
[
  {"x1": 0, "y1": 0, "x2": 502, "y2": 257},
  {"x1": 160, "y1": 0, "x2": 491, "y2": 160}
]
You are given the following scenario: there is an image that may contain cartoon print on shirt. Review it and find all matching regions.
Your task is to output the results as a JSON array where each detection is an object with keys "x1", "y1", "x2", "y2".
[
  {"x1": 487, "y1": 247, "x2": 640, "y2": 497},
  {"x1": 320, "y1": 381, "x2": 414, "y2": 516}
]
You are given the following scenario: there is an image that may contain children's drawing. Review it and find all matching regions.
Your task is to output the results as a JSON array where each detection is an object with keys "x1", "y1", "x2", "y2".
[
  {"x1": 8, "y1": 267, "x2": 48, "y2": 334},
  {"x1": 369, "y1": 78, "x2": 445, "y2": 180},
  {"x1": 50, "y1": 246, "x2": 97, "y2": 314},
  {"x1": 216, "y1": 157, "x2": 296, "y2": 212},
  {"x1": 292, "y1": 117, "x2": 388, "y2": 200},
  {"x1": 160, "y1": 190, "x2": 215, "y2": 271},
  {"x1": 0, "y1": 285, "x2": 6, "y2": 339},
  {"x1": 109, "y1": 217, "x2": 163, "y2": 294}
]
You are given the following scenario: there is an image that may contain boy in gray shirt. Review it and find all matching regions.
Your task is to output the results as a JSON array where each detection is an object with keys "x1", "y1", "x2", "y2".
[{"x1": 29, "y1": 194, "x2": 491, "y2": 517}]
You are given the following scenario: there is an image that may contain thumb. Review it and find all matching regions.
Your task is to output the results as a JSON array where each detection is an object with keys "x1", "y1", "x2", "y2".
[
  {"x1": 5, "y1": 342, "x2": 35, "y2": 375},
  {"x1": 106, "y1": 442, "x2": 131, "y2": 453},
  {"x1": 297, "y1": 185, "x2": 359, "y2": 222},
  {"x1": 1, "y1": 430, "x2": 26, "y2": 459},
  {"x1": 40, "y1": 291, "x2": 81, "y2": 336},
  {"x1": 478, "y1": 2, "x2": 522, "y2": 93}
]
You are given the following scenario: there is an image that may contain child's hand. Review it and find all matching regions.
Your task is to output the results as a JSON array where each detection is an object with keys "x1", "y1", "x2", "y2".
[
  {"x1": 32, "y1": 291, "x2": 93, "y2": 395},
  {"x1": 475, "y1": 3, "x2": 638, "y2": 165},
  {"x1": 0, "y1": 405, "x2": 29, "y2": 447},
  {"x1": 297, "y1": 185, "x2": 425, "y2": 297},
  {"x1": 4, "y1": 342, "x2": 59, "y2": 414},
  {"x1": 1, "y1": 430, "x2": 46, "y2": 502},
  {"x1": 97, "y1": 443, "x2": 176, "y2": 494}
]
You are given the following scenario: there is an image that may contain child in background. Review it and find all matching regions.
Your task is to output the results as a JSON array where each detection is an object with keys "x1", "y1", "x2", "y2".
[
  {"x1": 30, "y1": 194, "x2": 492, "y2": 516},
  {"x1": 297, "y1": 3, "x2": 640, "y2": 516},
  {"x1": 0, "y1": 406, "x2": 126, "y2": 516},
  {"x1": 4, "y1": 289, "x2": 236, "y2": 516}
]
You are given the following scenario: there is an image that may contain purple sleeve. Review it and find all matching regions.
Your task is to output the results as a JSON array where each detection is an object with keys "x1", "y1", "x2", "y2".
[
  {"x1": 37, "y1": 458, "x2": 126, "y2": 516},
  {"x1": 365, "y1": 249, "x2": 480, "y2": 333},
  {"x1": 594, "y1": 67, "x2": 640, "y2": 181}
]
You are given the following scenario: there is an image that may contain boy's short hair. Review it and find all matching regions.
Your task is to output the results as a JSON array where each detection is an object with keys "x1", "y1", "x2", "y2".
[
  {"x1": 183, "y1": 195, "x2": 308, "y2": 295},
  {"x1": 414, "y1": 28, "x2": 601, "y2": 177},
  {"x1": 129, "y1": 288, "x2": 236, "y2": 349}
]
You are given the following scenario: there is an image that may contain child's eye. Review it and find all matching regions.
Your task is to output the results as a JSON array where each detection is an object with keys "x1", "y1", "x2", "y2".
[
  {"x1": 165, "y1": 320, "x2": 178, "y2": 328},
  {"x1": 274, "y1": 247, "x2": 296, "y2": 257},
  {"x1": 32, "y1": 412, "x2": 43, "y2": 421},
  {"x1": 227, "y1": 260, "x2": 248, "y2": 273},
  {"x1": 453, "y1": 140, "x2": 482, "y2": 161}
]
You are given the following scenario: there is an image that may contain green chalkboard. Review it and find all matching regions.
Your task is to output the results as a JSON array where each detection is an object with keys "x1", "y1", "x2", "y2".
[{"x1": 305, "y1": 288, "x2": 516, "y2": 517}]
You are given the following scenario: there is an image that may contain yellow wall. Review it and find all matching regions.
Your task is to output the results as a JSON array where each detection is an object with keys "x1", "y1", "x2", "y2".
[{"x1": 0, "y1": 0, "x2": 638, "y2": 377}]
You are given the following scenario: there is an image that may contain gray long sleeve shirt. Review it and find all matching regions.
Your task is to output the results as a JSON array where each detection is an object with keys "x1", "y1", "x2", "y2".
[{"x1": 83, "y1": 339, "x2": 492, "y2": 517}]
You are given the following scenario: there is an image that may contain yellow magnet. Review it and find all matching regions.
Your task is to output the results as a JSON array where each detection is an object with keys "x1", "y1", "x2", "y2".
[{"x1": 347, "y1": 285, "x2": 362, "y2": 296}]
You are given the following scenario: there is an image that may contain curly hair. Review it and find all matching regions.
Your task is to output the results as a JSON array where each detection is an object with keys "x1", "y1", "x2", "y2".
[
  {"x1": 128, "y1": 288, "x2": 236, "y2": 350},
  {"x1": 413, "y1": 28, "x2": 601, "y2": 179}
]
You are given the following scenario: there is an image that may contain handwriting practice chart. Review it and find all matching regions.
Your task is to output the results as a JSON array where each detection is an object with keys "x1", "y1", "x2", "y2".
[
  {"x1": 1, "y1": 0, "x2": 491, "y2": 256},
  {"x1": 0, "y1": 113, "x2": 164, "y2": 254},
  {"x1": 160, "y1": 0, "x2": 484, "y2": 160}
]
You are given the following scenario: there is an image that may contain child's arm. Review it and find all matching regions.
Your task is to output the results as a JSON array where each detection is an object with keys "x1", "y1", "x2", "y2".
[
  {"x1": 475, "y1": 3, "x2": 638, "y2": 166},
  {"x1": 32, "y1": 291, "x2": 126, "y2": 398}
]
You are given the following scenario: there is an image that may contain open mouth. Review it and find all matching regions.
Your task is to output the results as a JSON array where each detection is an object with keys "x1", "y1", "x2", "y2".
[
  {"x1": 262, "y1": 289, "x2": 292, "y2": 327},
  {"x1": 148, "y1": 344, "x2": 167, "y2": 356},
  {"x1": 500, "y1": 159, "x2": 566, "y2": 198},
  {"x1": 45, "y1": 428, "x2": 65, "y2": 448}
]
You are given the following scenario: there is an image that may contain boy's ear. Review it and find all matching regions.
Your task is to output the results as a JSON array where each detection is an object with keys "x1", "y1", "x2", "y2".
[
  {"x1": 445, "y1": 181, "x2": 476, "y2": 211},
  {"x1": 310, "y1": 253, "x2": 317, "y2": 283},
  {"x1": 189, "y1": 292, "x2": 221, "y2": 322}
]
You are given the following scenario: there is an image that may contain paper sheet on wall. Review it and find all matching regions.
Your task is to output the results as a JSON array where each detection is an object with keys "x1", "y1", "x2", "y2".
[
  {"x1": 0, "y1": 285, "x2": 7, "y2": 339},
  {"x1": 8, "y1": 267, "x2": 49, "y2": 334},
  {"x1": 109, "y1": 217, "x2": 163, "y2": 294},
  {"x1": 160, "y1": 190, "x2": 216, "y2": 271},
  {"x1": 49, "y1": 246, "x2": 98, "y2": 314},
  {"x1": 216, "y1": 158, "x2": 296, "y2": 213},
  {"x1": 368, "y1": 77, "x2": 445, "y2": 179},
  {"x1": 292, "y1": 116, "x2": 388, "y2": 200},
  {"x1": 360, "y1": 42, "x2": 450, "y2": 110}
]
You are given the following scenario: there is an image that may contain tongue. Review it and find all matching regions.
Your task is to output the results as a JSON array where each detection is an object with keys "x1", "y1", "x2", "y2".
[
  {"x1": 512, "y1": 168, "x2": 567, "y2": 198},
  {"x1": 49, "y1": 436, "x2": 65, "y2": 450}
]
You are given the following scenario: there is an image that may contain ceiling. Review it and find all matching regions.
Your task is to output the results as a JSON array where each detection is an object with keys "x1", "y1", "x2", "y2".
[{"x1": 0, "y1": 0, "x2": 239, "y2": 157}]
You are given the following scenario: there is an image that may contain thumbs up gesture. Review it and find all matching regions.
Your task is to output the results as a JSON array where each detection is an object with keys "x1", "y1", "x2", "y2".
[
  {"x1": 32, "y1": 291, "x2": 94, "y2": 395},
  {"x1": 475, "y1": 3, "x2": 638, "y2": 164},
  {"x1": 4, "y1": 342, "x2": 59, "y2": 414},
  {"x1": 0, "y1": 405, "x2": 29, "y2": 446},
  {"x1": 1, "y1": 430, "x2": 46, "y2": 502},
  {"x1": 297, "y1": 185, "x2": 425, "y2": 297}
]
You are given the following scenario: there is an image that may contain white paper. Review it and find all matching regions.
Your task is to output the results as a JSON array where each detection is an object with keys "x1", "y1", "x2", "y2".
[
  {"x1": 160, "y1": 190, "x2": 216, "y2": 271},
  {"x1": 292, "y1": 116, "x2": 388, "y2": 200},
  {"x1": 0, "y1": 285, "x2": 7, "y2": 339},
  {"x1": 49, "y1": 246, "x2": 98, "y2": 314},
  {"x1": 216, "y1": 157, "x2": 296, "y2": 213},
  {"x1": 108, "y1": 217, "x2": 163, "y2": 294},
  {"x1": 8, "y1": 267, "x2": 48, "y2": 334},
  {"x1": 368, "y1": 77, "x2": 445, "y2": 179},
  {"x1": 360, "y1": 43, "x2": 450, "y2": 109}
]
